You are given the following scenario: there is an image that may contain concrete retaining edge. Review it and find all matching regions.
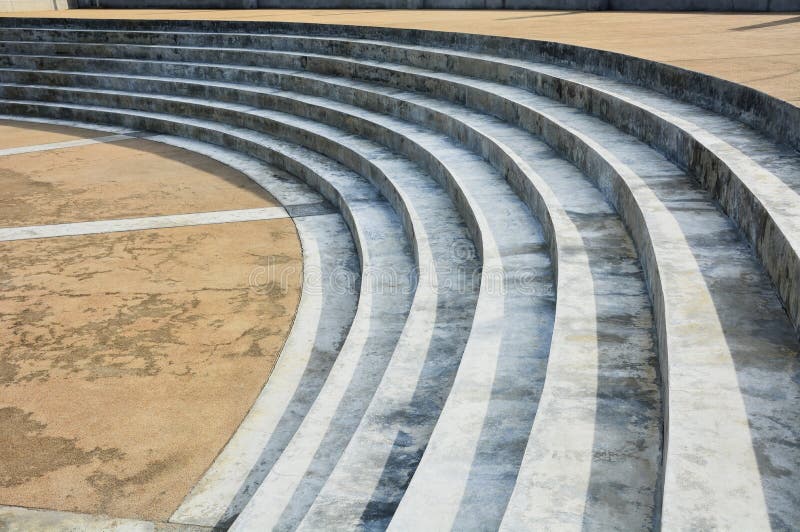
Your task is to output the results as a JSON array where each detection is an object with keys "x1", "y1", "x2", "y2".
[
  {"x1": 69, "y1": 0, "x2": 800, "y2": 11},
  {"x1": 0, "y1": 17, "x2": 796, "y2": 152}
]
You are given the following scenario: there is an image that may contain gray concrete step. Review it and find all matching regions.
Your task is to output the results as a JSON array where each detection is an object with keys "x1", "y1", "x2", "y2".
[
  {"x1": 7, "y1": 29, "x2": 797, "y2": 338},
  {"x1": 0, "y1": 83, "x2": 506, "y2": 528},
  {"x1": 0, "y1": 18, "x2": 794, "y2": 148},
  {"x1": 0, "y1": 63, "x2": 661, "y2": 527},
  {"x1": 0, "y1": 80, "x2": 558, "y2": 530},
  {"x1": 0, "y1": 54, "x2": 663, "y2": 527},
  {"x1": 140, "y1": 138, "x2": 360, "y2": 530},
  {"x1": 1, "y1": 22, "x2": 799, "y2": 530},
  {"x1": 508, "y1": 96, "x2": 800, "y2": 531}
]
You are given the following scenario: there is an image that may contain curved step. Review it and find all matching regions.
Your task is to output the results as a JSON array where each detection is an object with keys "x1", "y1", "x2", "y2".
[
  {"x1": 213, "y1": 111, "x2": 486, "y2": 530},
  {"x1": 511, "y1": 97, "x2": 800, "y2": 531},
  {"x1": 233, "y1": 36, "x2": 800, "y2": 528},
  {"x1": 0, "y1": 77, "x2": 558, "y2": 528},
  {"x1": 40, "y1": 38, "x2": 791, "y2": 528},
  {"x1": 258, "y1": 95, "x2": 556, "y2": 532},
  {"x1": 12, "y1": 36, "x2": 791, "y2": 529},
  {"x1": 256, "y1": 147, "x2": 478, "y2": 531},
  {"x1": 0, "y1": 56, "x2": 657, "y2": 528},
  {"x1": 8, "y1": 29, "x2": 798, "y2": 339},
  {"x1": 0, "y1": 20, "x2": 796, "y2": 148},
  {"x1": 0, "y1": 48, "x2": 658, "y2": 522},
  {"x1": 149, "y1": 139, "x2": 360, "y2": 529},
  {"x1": 1, "y1": 23, "x2": 799, "y2": 530},
  {"x1": 0, "y1": 86, "x2": 496, "y2": 528}
]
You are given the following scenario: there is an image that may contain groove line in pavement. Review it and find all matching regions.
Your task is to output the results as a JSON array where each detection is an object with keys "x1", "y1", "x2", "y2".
[
  {"x1": 0, "y1": 206, "x2": 296, "y2": 241},
  {"x1": 0, "y1": 130, "x2": 151, "y2": 156}
]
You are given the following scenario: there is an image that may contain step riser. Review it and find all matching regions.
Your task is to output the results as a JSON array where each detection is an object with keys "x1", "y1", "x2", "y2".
[
  {"x1": 1, "y1": 60, "x2": 667, "y2": 525},
  {"x1": 2, "y1": 78, "x2": 669, "y2": 522},
  {"x1": 6, "y1": 38, "x2": 797, "y2": 337},
  {"x1": 0, "y1": 23, "x2": 796, "y2": 152}
]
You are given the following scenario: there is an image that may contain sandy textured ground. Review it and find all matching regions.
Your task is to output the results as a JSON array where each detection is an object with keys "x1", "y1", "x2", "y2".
[
  {"x1": 0, "y1": 122, "x2": 303, "y2": 520},
  {"x1": 2, "y1": 9, "x2": 799, "y2": 104},
  {"x1": 0, "y1": 127, "x2": 278, "y2": 227},
  {"x1": 0, "y1": 120, "x2": 101, "y2": 150}
]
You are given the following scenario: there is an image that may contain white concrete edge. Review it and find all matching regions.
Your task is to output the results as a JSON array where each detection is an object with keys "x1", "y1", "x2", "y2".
[
  {"x1": 296, "y1": 174, "x2": 438, "y2": 527},
  {"x1": 0, "y1": 131, "x2": 143, "y2": 156},
  {"x1": 170, "y1": 214, "x2": 330, "y2": 527},
  {"x1": 0, "y1": 504, "x2": 210, "y2": 532},
  {"x1": 0, "y1": 206, "x2": 290, "y2": 241}
]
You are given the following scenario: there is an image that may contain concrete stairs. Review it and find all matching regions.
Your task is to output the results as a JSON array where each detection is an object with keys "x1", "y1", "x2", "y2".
[{"x1": 0, "y1": 19, "x2": 798, "y2": 530}]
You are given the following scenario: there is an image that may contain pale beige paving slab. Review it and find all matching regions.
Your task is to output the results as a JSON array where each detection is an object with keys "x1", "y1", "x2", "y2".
[
  {"x1": 0, "y1": 118, "x2": 102, "y2": 149},
  {"x1": 0, "y1": 219, "x2": 302, "y2": 521},
  {"x1": 0, "y1": 127, "x2": 279, "y2": 227}
]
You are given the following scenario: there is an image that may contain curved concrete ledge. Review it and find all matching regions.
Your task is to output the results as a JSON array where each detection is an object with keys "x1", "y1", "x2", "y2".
[
  {"x1": 0, "y1": 86, "x2": 491, "y2": 529},
  {"x1": 0, "y1": 19, "x2": 795, "y2": 149},
  {"x1": 5, "y1": 29, "x2": 799, "y2": 338},
  {"x1": 36, "y1": 32, "x2": 788, "y2": 528},
  {"x1": 1, "y1": 19, "x2": 799, "y2": 530},
  {"x1": 0, "y1": 64, "x2": 660, "y2": 526},
  {"x1": 0, "y1": 82, "x2": 550, "y2": 530}
]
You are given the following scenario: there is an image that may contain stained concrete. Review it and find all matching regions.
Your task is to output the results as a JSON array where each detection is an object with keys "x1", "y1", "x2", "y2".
[
  {"x1": 19, "y1": 22, "x2": 796, "y2": 333},
  {"x1": 0, "y1": 219, "x2": 302, "y2": 520}
]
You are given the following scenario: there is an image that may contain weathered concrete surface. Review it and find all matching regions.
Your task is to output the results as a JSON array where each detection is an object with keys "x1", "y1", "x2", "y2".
[
  {"x1": 0, "y1": 219, "x2": 302, "y2": 520},
  {"x1": 0, "y1": 127, "x2": 278, "y2": 227},
  {"x1": 11, "y1": 20, "x2": 796, "y2": 333},
  {"x1": 0, "y1": 16, "x2": 798, "y2": 530},
  {"x1": 1, "y1": 10, "x2": 797, "y2": 103}
]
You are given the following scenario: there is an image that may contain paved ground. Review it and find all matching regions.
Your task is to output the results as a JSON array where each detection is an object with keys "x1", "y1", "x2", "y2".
[
  {"x1": 0, "y1": 120, "x2": 303, "y2": 520},
  {"x1": 2, "y1": 9, "x2": 799, "y2": 104},
  {"x1": 0, "y1": 122, "x2": 283, "y2": 226}
]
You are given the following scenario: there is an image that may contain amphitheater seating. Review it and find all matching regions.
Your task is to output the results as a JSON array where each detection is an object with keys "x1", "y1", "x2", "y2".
[{"x1": 0, "y1": 17, "x2": 798, "y2": 530}]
